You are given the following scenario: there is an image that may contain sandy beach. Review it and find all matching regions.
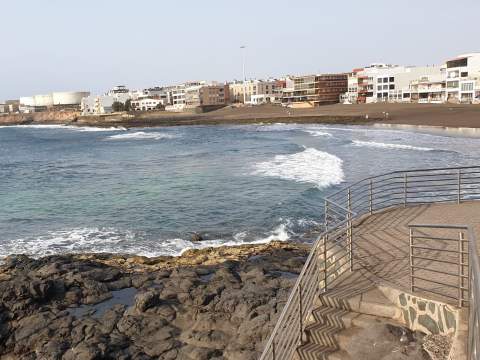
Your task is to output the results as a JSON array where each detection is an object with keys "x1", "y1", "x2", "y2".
[{"x1": 1, "y1": 103, "x2": 480, "y2": 129}]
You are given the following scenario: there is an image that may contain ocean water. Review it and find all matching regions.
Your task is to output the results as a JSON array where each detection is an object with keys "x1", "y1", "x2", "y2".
[{"x1": 1, "y1": 123, "x2": 479, "y2": 259}]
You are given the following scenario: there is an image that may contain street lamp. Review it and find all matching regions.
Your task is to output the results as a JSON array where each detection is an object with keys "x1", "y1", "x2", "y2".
[{"x1": 240, "y1": 45, "x2": 246, "y2": 104}]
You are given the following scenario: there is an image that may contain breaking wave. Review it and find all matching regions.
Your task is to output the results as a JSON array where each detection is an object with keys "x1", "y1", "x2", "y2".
[
  {"x1": 352, "y1": 140, "x2": 434, "y2": 151},
  {"x1": 304, "y1": 129, "x2": 333, "y2": 137},
  {"x1": 252, "y1": 147, "x2": 344, "y2": 188},
  {"x1": 107, "y1": 131, "x2": 177, "y2": 140},
  {"x1": 0, "y1": 223, "x2": 293, "y2": 260}
]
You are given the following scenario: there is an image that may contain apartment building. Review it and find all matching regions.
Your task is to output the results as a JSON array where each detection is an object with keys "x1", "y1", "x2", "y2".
[
  {"x1": 164, "y1": 81, "x2": 204, "y2": 111},
  {"x1": 131, "y1": 98, "x2": 163, "y2": 111},
  {"x1": 445, "y1": 53, "x2": 480, "y2": 103},
  {"x1": 229, "y1": 79, "x2": 278, "y2": 103},
  {"x1": 283, "y1": 73, "x2": 347, "y2": 106},
  {"x1": 185, "y1": 84, "x2": 228, "y2": 108},
  {"x1": 342, "y1": 64, "x2": 445, "y2": 104},
  {"x1": 81, "y1": 95, "x2": 115, "y2": 115}
]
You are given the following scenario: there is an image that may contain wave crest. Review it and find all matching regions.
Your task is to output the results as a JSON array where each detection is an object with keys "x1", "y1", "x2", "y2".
[
  {"x1": 352, "y1": 140, "x2": 434, "y2": 151},
  {"x1": 252, "y1": 147, "x2": 344, "y2": 188},
  {"x1": 107, "y1": 131, "x2": 177, "y2": 140}
]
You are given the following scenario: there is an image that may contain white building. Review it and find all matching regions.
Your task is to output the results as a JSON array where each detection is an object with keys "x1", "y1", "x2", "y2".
[
  {"x1": 342, "y1": 63, "x2": 445, "y2": 104},
  {"x1": 165, "y1": 81, "x2": 204, "y2": 112},
  {"x1": 131, "y1": 98, "x2": 163, "y2": 111},
  {"x1": 229, "y1": 79, "x2": 279, "y2": 103},
  {"x1": 81, "y1": 95, "x2": 115, "y2": 115},
  {"x1": 445, "y1": 53, "x2": 480, "y2": 103}
]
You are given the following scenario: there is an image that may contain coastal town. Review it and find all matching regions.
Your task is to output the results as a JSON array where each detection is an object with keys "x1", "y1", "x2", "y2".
[{"x1": 1, "y1": 52, "x2": 479, "y2": 117}]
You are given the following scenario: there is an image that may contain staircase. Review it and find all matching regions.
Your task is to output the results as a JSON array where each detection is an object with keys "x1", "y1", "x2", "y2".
[{"x1": 296, "y1": 272, "x2": 403, "y2": 360}]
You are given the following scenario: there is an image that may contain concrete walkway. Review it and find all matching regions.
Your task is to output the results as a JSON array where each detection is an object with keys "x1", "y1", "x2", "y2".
[
  {"x1": 296, "y1": 202, "x2": 480, "y2": 360},
  {"x1": 353, "y1": 201, "x2": 480, "y2": 304}
]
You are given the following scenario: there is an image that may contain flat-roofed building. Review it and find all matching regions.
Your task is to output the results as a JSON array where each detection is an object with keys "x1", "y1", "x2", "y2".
[
  {"x1": 131, "y1": 98, "x2": 164, "y2": 111},
  {"x1": 229, "y1": 79, "x2": 279, "y2": 104},
  {"x1": 282, "y1": 73, "x2": 347, "y2": 106},
  {"x1": 445, "y1": 53, "x2": 480, "y2": 104},
  {"x1": 185, "y1": 84, "x2": 228, "y2": 108}
]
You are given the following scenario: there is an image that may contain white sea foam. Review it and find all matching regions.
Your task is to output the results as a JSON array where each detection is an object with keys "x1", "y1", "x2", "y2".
[
  {"x1": 107, "y1": 131, "x2": 177, "y2": 140},
  {"x1": 352, "y1": 140, "x2": 434, "y2": 151},
  {"x1": 252, "y1": 148, "x2": 344, "y2": 188},
  {"x1": 304, "y1": 129, "x2": 333, "y2": 137},
  {"x1": 0, "y1": 223, "x2": 292, "y2": 260}
]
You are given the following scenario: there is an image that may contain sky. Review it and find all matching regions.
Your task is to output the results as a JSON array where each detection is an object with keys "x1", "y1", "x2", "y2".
[{"x1": 1, "y1": 0, "x2": 479, "y2": 100}]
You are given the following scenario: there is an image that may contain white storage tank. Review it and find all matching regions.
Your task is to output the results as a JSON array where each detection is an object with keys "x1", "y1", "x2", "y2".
[
  {"x1": 33, "y1": 94, "x2": 54, "y2": 107},
  {"x1": 19, "y1": 96, "x2": 35, "y2": 106},
  {"x1": 52, "y1": 91, "x2": 90, "y2": 105}
]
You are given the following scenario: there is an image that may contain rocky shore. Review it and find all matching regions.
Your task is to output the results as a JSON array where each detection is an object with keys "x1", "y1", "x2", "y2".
[{"x1": 0, "y1": 242, "x2": 309, "y2": 360}]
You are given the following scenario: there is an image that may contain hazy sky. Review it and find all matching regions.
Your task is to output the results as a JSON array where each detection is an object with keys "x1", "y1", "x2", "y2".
[{"x1": 1, "y1": 0, "x2": 479, "y2": 100}]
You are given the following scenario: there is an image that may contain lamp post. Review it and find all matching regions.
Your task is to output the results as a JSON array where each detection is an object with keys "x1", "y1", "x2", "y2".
[{"x1": 241, "y1": 45, "x2": 246, "y2": 104}]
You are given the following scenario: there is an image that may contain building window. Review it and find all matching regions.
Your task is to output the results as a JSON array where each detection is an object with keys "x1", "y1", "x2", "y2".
[
  {"x1": 378, "y1": 78, "x2": 382, "y2": 83},
  {"x1": 377, "y1": 86, "x2": 382, "y2": 91},
  {"x1": 383, "y1": 77, "x2": 388, "y2": 82},
  {"x1": 461, "y1": 72, "x2": 468, "y2": 77},
  {"x1": 389, "y1": 77, "x2": 394, "y2": 82},
  {"x1": 389, "y1": 84, "x2": 395, "y2": 90}
]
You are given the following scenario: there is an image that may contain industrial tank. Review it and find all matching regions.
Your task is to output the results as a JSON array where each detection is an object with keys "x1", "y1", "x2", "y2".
[
  {"x1": 33, "y1": 94, "x2": 54, "y2": 107},
  {"x1": 52, "y1": 91, "x2": 90, "y2": 105}
]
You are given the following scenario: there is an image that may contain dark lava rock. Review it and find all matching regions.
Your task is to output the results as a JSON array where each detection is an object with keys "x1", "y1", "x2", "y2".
[
  {"x1": 191, "y1": 233, "x2": 204, "y2": 242},
  {"x1": 0, "y1": 242, "x2": 309, "y2": 359}
]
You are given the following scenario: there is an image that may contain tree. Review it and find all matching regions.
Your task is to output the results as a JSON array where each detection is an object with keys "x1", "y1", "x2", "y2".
[
  {"x1": 124, "y1": 99, "x2": 131, "y2": 112},
  {"x1": 112, "y1": 101, "x2": 125, "y2": 112}
]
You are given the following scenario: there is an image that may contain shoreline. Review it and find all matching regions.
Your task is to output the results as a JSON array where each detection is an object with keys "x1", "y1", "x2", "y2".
[{"x1": 1, "y1": 103, "x2": 480, "y2": 130}]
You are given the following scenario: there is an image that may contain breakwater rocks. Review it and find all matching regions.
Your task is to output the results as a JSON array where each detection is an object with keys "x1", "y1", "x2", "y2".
[{"x1": 0, "y1": 242, "x2": 309, "y2": 360}]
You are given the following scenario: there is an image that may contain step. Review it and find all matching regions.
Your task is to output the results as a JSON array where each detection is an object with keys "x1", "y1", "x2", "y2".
[
  {"x1": 319, "y1": 287, "x2": 400, "y2": 319},
  {"x1": 297, "y1": 342, "x2": 336, "y2": 360}
]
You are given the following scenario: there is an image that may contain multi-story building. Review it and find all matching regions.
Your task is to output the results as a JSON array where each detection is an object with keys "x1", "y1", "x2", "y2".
[
  {"x1": 165, "y1": 81, "x2": 204, "y2": 111},
  {"x1": 342, "y1": 64, "x2": 445, "y2": 104},
  {"x1": 282, "y1": 73, "x2": 347, "y2": 106},
  {"x1": 185, "y1": 84, "x2": 228, "y2": 108},
  {"x1": 445, "y1": 53, "x2": 480, "y2": 103},
  {"x1": 229, "y1": 79, "x2": 278, "y2": 104},
  {"x1": 81, "y1": 95, "x2": 115, "y2": 115},
  {"x1": 408, "y1": 74, "x2": 446, "y2": 104},
  {"x1": 130, "y1": 98, "x2": 164, "y2": 111}
]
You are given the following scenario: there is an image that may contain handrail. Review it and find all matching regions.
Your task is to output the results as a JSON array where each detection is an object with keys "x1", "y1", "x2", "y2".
[
  {"x1": 259, "y1": 165, "x2": 480, "y2": 360},
  {"x1": 409, "y1": 224, "x2": 479, "y2": 360}
]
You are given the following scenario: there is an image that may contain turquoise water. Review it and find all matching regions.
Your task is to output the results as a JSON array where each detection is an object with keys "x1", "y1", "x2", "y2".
[{"x1": 1, "y1": 123, "x2": 479, "y2": 258}]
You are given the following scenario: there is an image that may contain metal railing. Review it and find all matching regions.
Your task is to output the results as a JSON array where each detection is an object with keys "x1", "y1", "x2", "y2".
[
  {"x1": 408, "y1": 224, "x2": 479, "y2": 360},
  {"x1": 259, "y1": 165, "x2": 480, "y2": 360}
]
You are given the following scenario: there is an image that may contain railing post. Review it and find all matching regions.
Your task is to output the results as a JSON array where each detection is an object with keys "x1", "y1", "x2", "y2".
[
  {"x1": 459, "y1": 231, "x2": 465, "y2": 307},
  {"x1": 272, "y1": 338, "x2": 276, "y2": 360},
  {"x1": 324, "y1": 199, "x2": 329, "y2": 232},
  {"x1": 298, "y1": 284, "x2": 303, "y2": 344},
  {"x1": 369, "y1": 180, "x2": 373, "y2": 214},
  {"x1": 323, "y1": 235, "x2": 328, "y2": 292},
  {"x1": 404, "y1": 173, "x2": 408, "y2": 207},
  {"x1": 458, "y1": 169, "x2": 462, "y2": 204},
  {"x1": 409, "y1": 227, "x2": 414, "y2": 293},
  {"x1": 348, "y1": 188, "x2": 353, "y2": 272}
]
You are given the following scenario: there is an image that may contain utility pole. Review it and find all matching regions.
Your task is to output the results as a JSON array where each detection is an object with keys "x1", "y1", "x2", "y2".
[{"x1": 241, "y1": 45, "x2": 246, "y2": 104}]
